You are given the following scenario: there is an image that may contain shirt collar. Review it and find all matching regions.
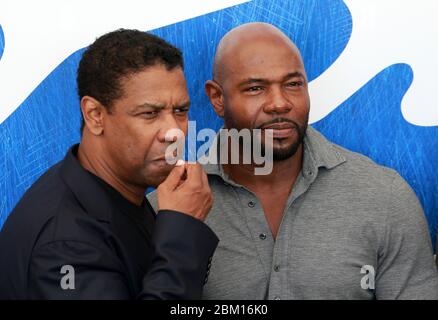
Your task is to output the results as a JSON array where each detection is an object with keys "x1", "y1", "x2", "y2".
[
  {"x1": 302, "y1": 126, "x2": 346, "y2": 171},
  {"x1": 60, "y1": 144, "x2": 113, "y2": 222},
  {"x1": 202, "y1": 126, "x2": 346, "y2": 182},
  {"x1": 60, "y1": 144, "x2": 150, "y2": 222}
]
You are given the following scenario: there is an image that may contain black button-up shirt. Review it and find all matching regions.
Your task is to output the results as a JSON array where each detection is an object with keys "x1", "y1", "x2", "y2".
[{"x1": 0, "y1": 144, "x2": 218, "y2": 299}]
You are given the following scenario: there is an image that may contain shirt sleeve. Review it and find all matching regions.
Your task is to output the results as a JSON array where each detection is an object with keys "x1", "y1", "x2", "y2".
[
  {"x1": 28, "y1": 239, "x2": 132, "y2": 299},
  {"x1": 139, "y1": 210, "x2": 219, "y2": 299},
  {"x1": 375, "y1": 174, "x2": 438, "y2": 299},
  {"x1": 28, "y1": 210, "x2": 218, "y2": 300}
]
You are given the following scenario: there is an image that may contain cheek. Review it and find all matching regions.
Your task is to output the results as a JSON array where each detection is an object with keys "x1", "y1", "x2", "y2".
[
  {"x1": 224, "y1": 96, "x2": 259, "y2": 128},
  {"x1": 285, "y1": 92, "x2": 310, "y2": 119},
  {"x1": 135, "y1": 129, "x2": 158, "y2": 161},
  {"x1": 117, "y1": 121, "x2": 157, "y2": 163},
  {"x1": 104, "y1": 120, "x2": 130, "y2": 154},
  {"x1": 296, "y1": 91, "x2": 310, "y2": 109},
  {"x1": 177, "y1": 118, "x2": 189, "y2": 137},
  {"x1": 296, "y1": 95, "x2": 311, "y2": 119}
]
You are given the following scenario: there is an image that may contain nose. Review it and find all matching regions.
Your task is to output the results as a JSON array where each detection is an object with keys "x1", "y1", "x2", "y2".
[
  {"x1": 157, "y1": 112, "x2": 184, "y2": 143},
  {"x1": 263, "y1": 86, "x2": 293, "y2": 114}
]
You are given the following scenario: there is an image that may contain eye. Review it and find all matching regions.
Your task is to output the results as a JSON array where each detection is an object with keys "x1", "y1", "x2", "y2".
[
  {"x1": 286, "y1": 81, "x2": 304, "y2": 88},
  {"x1": 245, "y1": 86, "x2": 264, "y2": 93},
  {"x1": 174, "y1": 107, "x2": 189, "y2": 116},
  {"x1": 140, "y1": 111, "x2": 159, "y2": 119}
]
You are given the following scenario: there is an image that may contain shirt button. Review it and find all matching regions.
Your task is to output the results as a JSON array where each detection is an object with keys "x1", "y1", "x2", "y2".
[
  {"x1": 259, "y1": 233, "x2": 267, "y2": 240},
  {"x1": 248, "y1": 201, "x2": 255, "y2": 208},
  {"x1": 274, "y1": 296, "x2": 281, "y2": 300},
  {"x1": 273, "y1": 265, "x2": 280, "y2": 272}
]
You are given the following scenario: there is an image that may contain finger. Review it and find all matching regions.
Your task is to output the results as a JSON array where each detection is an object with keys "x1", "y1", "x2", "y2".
[
  {"x1": 200, "y1": 166, "x2": 209, "y2": 188},
  {"x1": 161, "y1": 162, "x2": 186, "y2": 190},
  {"x1": 185, "y1": 163, "x2": 203, "y2": 183},
  {"x1": 175, "y1": 159, "x2": 185, "y2": 167}
]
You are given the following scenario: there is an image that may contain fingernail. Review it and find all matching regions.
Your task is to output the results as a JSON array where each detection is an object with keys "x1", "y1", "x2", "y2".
[{"x1": 176, "y1": 159, "x2": 185, "y2": 167}]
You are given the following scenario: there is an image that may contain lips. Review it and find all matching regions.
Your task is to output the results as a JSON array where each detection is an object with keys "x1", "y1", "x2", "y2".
[
  {"x1": 261, "y1": 122, "x2": 297, "y2": 139},
  {"x1": 261, "y1": 122, "x2": 295, "y2": 130},
  {"x1": 152, "y1": 150, "x2": 178, "y2": 162},
  {"x1": 151, "y1": 158, "x2": 174, "y2": 171}
]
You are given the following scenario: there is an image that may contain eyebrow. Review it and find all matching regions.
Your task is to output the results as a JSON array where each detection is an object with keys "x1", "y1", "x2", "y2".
[
  {"x1": 283, "y1": 71, "x2": 305, "y2": 81},
  {"x1": 238, "y1": 71, "x2": 306, "y2": 87},
  {"x1": 131, "y1": 101, "x2": 190, "y2": 113}
]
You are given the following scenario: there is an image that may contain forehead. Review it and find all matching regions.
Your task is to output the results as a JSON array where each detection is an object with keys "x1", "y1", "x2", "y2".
[
  {"x1": 224, "y1": 39, "x2": 305, "y2": 82},
  {"x1": 113, "y1": 65, "x2": 189, "y2": 110},
  {"x1": 108, "y1": 65, "x2": 189, "y2": 112},
  {"x1": 121, "y1": 65, "x2": 187, "y2": 95}
]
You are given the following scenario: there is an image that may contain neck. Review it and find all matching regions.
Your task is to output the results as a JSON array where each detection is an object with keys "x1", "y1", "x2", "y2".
[
  {"x1": 77, "y1": 136, "x2": 145, "y2": 206},
  {"x1": 223, "y1": 144, "x2": 303, "y2": 193}
]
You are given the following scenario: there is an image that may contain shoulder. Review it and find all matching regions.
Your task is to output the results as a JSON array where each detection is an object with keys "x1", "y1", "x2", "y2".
[
  {"x1": 1, "y1": 162, "x2": 69, "y2": 242},
  {"x1": 327, "y1": 142, "x2": 405, "y2": 193},
  {"x1": 0, "y1": 160, "x2": 111, "y2": 252},
  {"x1": 325, "y1": 143, "x2": 423, "y2": 222},
  {"x1": 0, "y1": 161, "x2": 102, "y2": 298}
]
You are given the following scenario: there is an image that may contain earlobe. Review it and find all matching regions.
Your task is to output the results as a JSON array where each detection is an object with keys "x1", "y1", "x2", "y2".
[
  {"x1": 205, "y1": 80, "x2": 225, "y2": 118},
  {"x1": 80, "y1": 96, "x2": 105, "y2": 136}
]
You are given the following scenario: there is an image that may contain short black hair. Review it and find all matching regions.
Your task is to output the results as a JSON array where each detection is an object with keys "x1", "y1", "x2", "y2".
[{"x1": 77, "y1": 28, "x2": 184, "y2": 132}]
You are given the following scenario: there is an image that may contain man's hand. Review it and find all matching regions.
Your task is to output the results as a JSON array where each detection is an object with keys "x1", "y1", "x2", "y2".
[{"x1": 156, "y1": 161, "x2": 213, "y2": 221}]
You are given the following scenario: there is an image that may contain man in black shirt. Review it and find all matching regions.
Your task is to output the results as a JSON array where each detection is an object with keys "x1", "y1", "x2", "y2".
[{"x1": 0, "y1": 29, "x2": 217, "y2": 299}]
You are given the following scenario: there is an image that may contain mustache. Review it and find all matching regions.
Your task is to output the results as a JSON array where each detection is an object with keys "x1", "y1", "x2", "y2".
[{"x1": 256, "y1": 118, "x2": 299, "y2": 129}]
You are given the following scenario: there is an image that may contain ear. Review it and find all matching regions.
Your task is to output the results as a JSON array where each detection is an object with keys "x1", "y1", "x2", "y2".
[
  {"x1": 80, "y1": 96, "x2": 106, "y2": 136},
  {"x1": 205, "y1": 80, "x2": 225, "y2": 118}
]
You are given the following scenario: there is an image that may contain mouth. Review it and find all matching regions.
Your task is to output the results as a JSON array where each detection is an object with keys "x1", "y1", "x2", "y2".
[
  {"x1": 261, "y1": 122, "x2": 297, "y2": 139},
  {"x1": 151, "y1": 155, "x2": 176, "y2": 168},
  {"x1": 150, "y1": 160, "x2": 174, "y2": 174},
  {"x1": 152, "y1": 150, "x2": 179, "y2": 163}
]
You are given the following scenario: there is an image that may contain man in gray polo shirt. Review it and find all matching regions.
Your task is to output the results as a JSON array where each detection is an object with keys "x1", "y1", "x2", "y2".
[{"x1": 148, "y1": 22, "x2": 438, "y2": 299}]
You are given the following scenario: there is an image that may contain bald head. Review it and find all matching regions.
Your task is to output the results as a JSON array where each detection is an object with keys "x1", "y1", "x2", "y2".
[
  {"x1": 205, "y1": 23, "x2": 310, "y2": 162},
  {"x1": 213, "y1": 22, "x2": 304, "y2": 83}
]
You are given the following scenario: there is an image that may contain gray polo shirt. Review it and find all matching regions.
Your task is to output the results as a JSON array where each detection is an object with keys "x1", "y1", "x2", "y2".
[{"x1": 147, "y1": 127, "x2": 438, "y2": 299}]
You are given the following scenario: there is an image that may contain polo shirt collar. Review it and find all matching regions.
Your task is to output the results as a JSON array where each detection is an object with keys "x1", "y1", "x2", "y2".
[{"x1": 202, "y1": 126, "x2": 346, "y2": 182}]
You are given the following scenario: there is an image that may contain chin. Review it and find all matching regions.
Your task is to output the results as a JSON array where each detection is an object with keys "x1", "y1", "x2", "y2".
[
  {"x1": 142, "y1": 161, "x2": 174, "y2": 186},
  {"x1": 146, "y1": 170, "x2": 172, "y2": 188},
  {"x1": 262, "y1": 137, "x2": 296, "y2": 154},
  {"x1": 272, "y1": 143, "x2": 301, "y2": 161}
]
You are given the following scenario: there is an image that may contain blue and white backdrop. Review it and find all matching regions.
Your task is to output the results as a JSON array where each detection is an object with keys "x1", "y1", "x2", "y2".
[{"x1": 0, "y1": 0, "x2": 437, "y2": 248}]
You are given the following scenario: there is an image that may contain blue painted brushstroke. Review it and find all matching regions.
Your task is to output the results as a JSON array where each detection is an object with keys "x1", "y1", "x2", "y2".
[
  {"x1": 313, "y1": 64, "x2": 438, "y2": 243},
  {"x1": 0, "y1": 0, "x2": 436, "y2": 250},
  {"x1": 0, "y1": 24, "x2": 5, "y2": 61}
]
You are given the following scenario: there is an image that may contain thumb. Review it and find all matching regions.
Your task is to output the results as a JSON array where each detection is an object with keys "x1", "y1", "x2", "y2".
[{"x1": 161, "y1": 160, "x2": 186, "y2": 191}]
